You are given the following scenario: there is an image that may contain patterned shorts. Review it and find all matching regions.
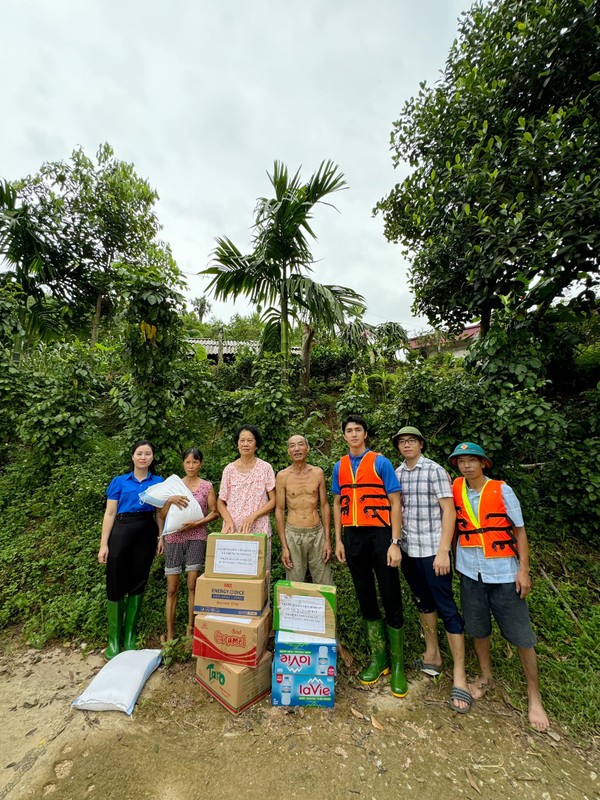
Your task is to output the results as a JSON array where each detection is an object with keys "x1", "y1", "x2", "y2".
[{"x1": 164, "y1": 538, "x2": 207, "y2": 576}]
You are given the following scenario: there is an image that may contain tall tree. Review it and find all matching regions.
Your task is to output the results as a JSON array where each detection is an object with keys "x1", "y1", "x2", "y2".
[
  {"x1": 376, "y1": 0, "x2": 600, "y2": 337},
  {"x1": 191, "y1": 295, "x2": 212, "y2": 323},
  {"x1": 203, "y1": 160, "x2": 365, "y2": 381},
  {"x1": 15, "y1": 144, "x2": 165, "y2": 344}
]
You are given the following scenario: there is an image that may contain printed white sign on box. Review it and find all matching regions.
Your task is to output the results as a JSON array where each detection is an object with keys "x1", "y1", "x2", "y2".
[
  {"x1": 277, "y1": 593, "x2": 326, "y2": 635},
  {"x1": 213, "y1": 539, "x2": 260, "y2": 576}
]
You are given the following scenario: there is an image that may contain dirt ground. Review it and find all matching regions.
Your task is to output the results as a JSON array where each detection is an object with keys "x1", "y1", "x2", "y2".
[{"x1": 0, "y1": 634, "x2": 598, "y2": 800}]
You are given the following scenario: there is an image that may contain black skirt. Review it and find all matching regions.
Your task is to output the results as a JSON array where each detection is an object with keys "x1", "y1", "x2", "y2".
[{"x1": 106, "y1": 512, "x2": 158, "y2": 601}]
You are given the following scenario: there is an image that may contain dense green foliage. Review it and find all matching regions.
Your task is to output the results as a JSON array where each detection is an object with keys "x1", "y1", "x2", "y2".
[{"x1": 376, "y1": 0, "x2": 600, "y2": 338}]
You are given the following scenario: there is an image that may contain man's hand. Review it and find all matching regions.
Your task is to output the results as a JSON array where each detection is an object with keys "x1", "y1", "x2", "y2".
[
  {"x1": 387, "y1": 543, "x2": 401, "y2": 568},
  {"x1": 433, "y1": 550, "x2": 450, "y2": 576},
  {"x1": 322, "y1": 540, "x2": 332, "y2": 564},
  {"x1": 97, "y1": 545, "x2": 109, "y2": 564},
  {"x1": 335, "y1": 541, "x2": 346, "y2": 564},
  {"x1": 515, "y1": 568, "x2": 532, "y2": 599},
  {"x1": 281, "y1": 546, "x2": 293, "y2": 571}
]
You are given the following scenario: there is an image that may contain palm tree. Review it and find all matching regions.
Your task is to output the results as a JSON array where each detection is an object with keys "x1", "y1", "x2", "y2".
[{"x1": 203, "y1": 161, "x2": 365, "y2": 382}]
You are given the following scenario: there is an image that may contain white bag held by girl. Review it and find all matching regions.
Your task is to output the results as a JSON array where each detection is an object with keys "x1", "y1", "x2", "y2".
[{"x1": 139, "y1": 474, "x2": 205, "y2": 536}]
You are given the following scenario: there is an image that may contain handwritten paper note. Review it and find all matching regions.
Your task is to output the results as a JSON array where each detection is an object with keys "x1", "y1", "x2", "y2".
[
  {"x1": 213, "y1": 539, "x2": 260, "y2": 576},
  {"x1": 278, "y1": 593, "x2": 326, "y2": 634}
]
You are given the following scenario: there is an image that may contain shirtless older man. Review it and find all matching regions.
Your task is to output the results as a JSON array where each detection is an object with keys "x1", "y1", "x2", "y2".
[{"x1": 275, "y1": 434, "x2": 332, "y2": 585}]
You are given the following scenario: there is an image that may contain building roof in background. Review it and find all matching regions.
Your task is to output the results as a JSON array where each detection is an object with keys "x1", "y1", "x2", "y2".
[
  {"x1": 407, "y1": 323, "x2": 481, "y2": 351},
  {"x1": 188, "y1": 338, "x2": 301, "y2": 356}
]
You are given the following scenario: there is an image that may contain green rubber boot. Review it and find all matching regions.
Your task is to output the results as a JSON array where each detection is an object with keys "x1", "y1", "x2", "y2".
[
  {"x1": 105, "y1": 599, "x2": 125, "y2": 660},
  {"x1": 387, "y1": 624, "x2": 408, "y2": 698},
  {"x1": 358, "y1": 619, "x2": 390, "y2": 685},
  {"x1": 123, "y1": 593, "x2": 144, "y2": 651}
]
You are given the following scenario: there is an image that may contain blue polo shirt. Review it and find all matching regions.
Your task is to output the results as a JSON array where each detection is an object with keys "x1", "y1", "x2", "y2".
[
  {"x1": 106, "y1": 471, "x2": 164, "y2": 514},
  {"x1": 331, "y1": 450, "x2": 400, "y2": 495}
]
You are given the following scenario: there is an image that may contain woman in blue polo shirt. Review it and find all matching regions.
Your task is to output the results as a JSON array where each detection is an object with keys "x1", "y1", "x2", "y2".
[{"x1": 97, "y1": 440, "x2": 163, "y2": 659}]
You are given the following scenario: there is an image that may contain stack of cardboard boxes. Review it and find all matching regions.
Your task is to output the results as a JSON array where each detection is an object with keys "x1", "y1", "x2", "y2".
[
  {"x1": 271, "y1": 580, "x2": 337, "y2": 708},
  {"x1": 192, "y1": 533, "x2": 272, "y2": 715}
]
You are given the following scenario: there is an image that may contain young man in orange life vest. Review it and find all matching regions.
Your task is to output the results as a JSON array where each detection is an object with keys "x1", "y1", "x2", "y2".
[
  {"x1": 448, "y1": 442, "x2": 549, "y2": 732},
  {"x1": 332, "y1": 414, "x2": 407, "y2": 697}
]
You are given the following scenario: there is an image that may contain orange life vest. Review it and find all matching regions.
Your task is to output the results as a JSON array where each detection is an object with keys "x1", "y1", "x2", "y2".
[
  {"x1": 338, "y1": 451, "x2": 391, "y2": 528},
  {"x1": 452, "y1": 477, "x2": 518, "y2": 558}
]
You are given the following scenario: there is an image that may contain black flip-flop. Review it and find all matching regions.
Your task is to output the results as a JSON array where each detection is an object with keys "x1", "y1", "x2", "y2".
[
  {"x1": 414, "y1": 657, "x2": 443, "y2": 677},
  {"x1": 448, "y1": 686, "x2": 473, "y2": 714}
]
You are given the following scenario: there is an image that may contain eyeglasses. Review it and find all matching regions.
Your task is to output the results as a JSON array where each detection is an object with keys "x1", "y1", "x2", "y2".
[{"x1": 397, "y1": 437, "x2": 419, "y2": 446}]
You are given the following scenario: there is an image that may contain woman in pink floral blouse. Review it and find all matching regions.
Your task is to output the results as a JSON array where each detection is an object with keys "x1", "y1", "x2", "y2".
[{"x1": 217, "y1": 425, "x2": 276, "y2": 567}]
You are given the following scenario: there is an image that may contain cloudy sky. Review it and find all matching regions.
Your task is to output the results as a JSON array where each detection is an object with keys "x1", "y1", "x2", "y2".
[{"x1": 2, "y1": 0, "x2": 474, "y2": 334}]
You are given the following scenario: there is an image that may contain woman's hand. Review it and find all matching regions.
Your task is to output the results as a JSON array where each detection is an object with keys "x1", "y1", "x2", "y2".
[
  {"x1": 98, "y1": 545, "x2": 109, "y2": 564},
  {"x1": 179, "y1": 519, "x2": 203, "y2": 532},
  {"x1": 166, "y1": 494, "x2": 189, "y2": 510},
  {"x1": 157, "y1": 537, "x2": 164, "y2": 555},
  {"x1": 221, "y1": 518, "x2": 235, "y2": 534},
  {"x1": 240, "y1": 514, "x2": 256, "y2": 534}
]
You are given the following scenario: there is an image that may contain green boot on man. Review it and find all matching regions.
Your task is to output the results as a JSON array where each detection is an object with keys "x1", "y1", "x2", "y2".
[
  {"x1": 105, "y1": 598, "x2": 125, "y2": 660},
  {"x1": 387, "y1": 624, "x2": 408, "y2": 697},
  {"x1": 123, "y1": 593, "x2": 144, "y2": 651},
  {"x1": 358, "y1": 618, "x2": 390, "y2": 685}
]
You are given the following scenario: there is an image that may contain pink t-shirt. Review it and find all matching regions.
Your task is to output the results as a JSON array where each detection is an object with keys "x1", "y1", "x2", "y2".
[
  {"x1": 218, "y1": 458, "x2": 276, "y2": 535},
  {"x1": 165, "y1": 479, "x2": 213, "y2": 544}
]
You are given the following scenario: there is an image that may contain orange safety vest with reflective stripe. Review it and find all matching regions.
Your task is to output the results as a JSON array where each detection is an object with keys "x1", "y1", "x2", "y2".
[
  {"x1": 452, "y1": 477, "x2": 518, "y2": 558},
  {"x1": 338, "y1": 451, "x2": 391, "y2": 528}
]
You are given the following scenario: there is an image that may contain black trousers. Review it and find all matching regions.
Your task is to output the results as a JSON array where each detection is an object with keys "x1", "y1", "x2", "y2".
[
  {"x1": 106, "y1": 512, "x2": 158, "y2": 601},
  {"x1": 344, "y1": 526, "x2": 404, "y2": 628}
]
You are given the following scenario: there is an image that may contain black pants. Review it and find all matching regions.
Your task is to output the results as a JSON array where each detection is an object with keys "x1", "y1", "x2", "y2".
[
  {"x1": 344, "y1": 526, "x2": 404, "y2": 628},
  {"x1": 106, "y1": 512, "x2": 158, "y2": 601}
]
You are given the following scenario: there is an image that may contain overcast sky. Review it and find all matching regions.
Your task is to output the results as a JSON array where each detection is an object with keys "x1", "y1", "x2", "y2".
[{"x1": 2, "y1": 0, "x2": 474, "y2": 334}]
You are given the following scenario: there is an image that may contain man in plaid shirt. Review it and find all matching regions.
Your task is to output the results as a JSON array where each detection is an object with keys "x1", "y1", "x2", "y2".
[{"x1": 393, "y1": 426, "x2": 472, "y2": 713}]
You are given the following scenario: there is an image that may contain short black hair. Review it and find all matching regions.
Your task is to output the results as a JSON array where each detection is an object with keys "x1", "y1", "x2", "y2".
[
  {"x1": 342, "y1": 414, "x2": 369, "y2": 434},
  {"x1": 234, "y1": 424, "x2": 262, "y2": 450},
  {"x1": 183, "y1": 447, "x2": 203, "y2": 462}
]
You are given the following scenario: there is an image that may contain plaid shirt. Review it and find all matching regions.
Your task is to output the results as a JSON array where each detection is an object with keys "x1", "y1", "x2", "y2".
[{"x1": 395, "y1": 456, "x2": 453, "y2": 558}]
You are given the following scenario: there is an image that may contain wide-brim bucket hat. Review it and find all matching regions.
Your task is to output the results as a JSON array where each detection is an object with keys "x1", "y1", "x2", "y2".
[{"x1": 448, "y1": 441, "x2": 492, "y2": 469}]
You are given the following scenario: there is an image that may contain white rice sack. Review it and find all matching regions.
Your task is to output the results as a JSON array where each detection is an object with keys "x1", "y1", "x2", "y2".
[
  {"x1": 163, "y1": 493, "x2": 205, "y2": 536},
  {"x1": 72, "y1": 649, "x2": 162, "y2": 715},
  {"x1": 139, "y1": 474, "x2": 189, "y2": 508}
]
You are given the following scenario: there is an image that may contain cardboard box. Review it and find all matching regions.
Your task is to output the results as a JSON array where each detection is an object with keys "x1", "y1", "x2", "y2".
[
  {"x1": 195, "y1": 651, "x2": 272, "y2": 715},
  {"x1": 271, "y1": 669, "x2": 335, "y2": 708},
  {"x1": 274, "y1": 631, "x2": 337, "y2": 676},
  {"x1": 194, "y1": 572, "x2": 269, "y2": 617},
  {"x1": 192, "y1": 606, "x2": 271, "y2": 667},
  {"x1": 273, "y1": 580, "x2": 336, "y2": 639},
  {"x1": 204, "y1": 533, "x2": 267, "y2": 580}
]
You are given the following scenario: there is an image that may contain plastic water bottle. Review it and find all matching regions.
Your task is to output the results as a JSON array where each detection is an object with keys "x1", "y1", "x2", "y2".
[
  {"x1": 281, "y1": 675, "x2": 292, "y2": 705},
  {"x1": 317, "y1": 645, "x2": 328, "y2": 676}
]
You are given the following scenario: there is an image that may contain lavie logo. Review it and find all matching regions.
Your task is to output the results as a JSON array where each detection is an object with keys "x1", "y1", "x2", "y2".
[
  {"x1": 214, "y1": 630, "x2": 246, "y2": 648},
  {"x1": 206, "y1": 663, "x2": 225, "y2": 685},
  {"x1": 280, "y1": 654, "x2": 311, "y2": 668},
  {"x1": 299, "y1": 679, "x2": 331, "y2": 697}
]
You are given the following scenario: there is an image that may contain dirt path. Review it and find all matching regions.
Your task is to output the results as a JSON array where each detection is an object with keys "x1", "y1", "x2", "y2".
[{"x1": 0, "y1": 636, "x2": 597, "y2": 800}]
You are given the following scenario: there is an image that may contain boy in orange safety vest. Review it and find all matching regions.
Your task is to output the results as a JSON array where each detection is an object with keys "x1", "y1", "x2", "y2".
[
  {"x1": 333, "y1": 414, "x2": 407, "y2": 697},
  {"x1": 448, "y1": 442, "x2": 549, "y2": 732}
]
